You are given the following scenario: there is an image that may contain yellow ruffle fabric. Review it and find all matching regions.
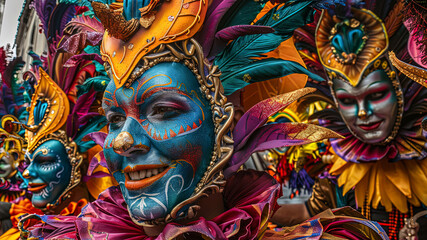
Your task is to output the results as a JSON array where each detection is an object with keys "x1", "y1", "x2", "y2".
[{"x1": 330, "y1": 157, "x2": 427, "y2": 213}]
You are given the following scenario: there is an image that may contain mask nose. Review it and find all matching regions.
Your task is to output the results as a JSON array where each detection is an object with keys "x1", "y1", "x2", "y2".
[
  {"x1": 22, "y1": 164, "x2": 37, "y2": 179},
  {"x1": 357, "y1": 109, "x2": 367, "y2": 120},
  {"x1": 113, "y1": 131, "x2": 134, "y2": 154},
  {"x1": 357, "y1": 100, "x2": 372, "y2": 120},
  {"x1": 112, "y1": 118, "x2": 150, "y2": 157}
]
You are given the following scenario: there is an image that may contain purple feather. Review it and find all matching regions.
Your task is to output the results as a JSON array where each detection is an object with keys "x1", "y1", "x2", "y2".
[
  {"x1": 83, "y1": 132, "x2": 108, "y2": 147},
  {"x1": 47, "y1": 3, "x2": 76, "y2": 41},
  {"x1": 86, "y1": 151, "x2": 109, "y2": 177},
  {"x1": 66, "y1": 89, "x2": 97, "y2": 138},
  {"x1": 289, "y1": 168, "x2": 314, "y2": 193},
  {"x1": 59, "y1": 32, "x2": 104, "y2": 54},
  {"x1": 85, "y1": 132, "x2": 108, "y2": 176},
  {"x1": 198, "y1": 0, "x2": 239, "y2": 57},
  {"x1": 59, "y1": 15, "x2": 105, "y2": 54},
  {"x1": 66, "y1": 112, "x2": 79, "y2": 139},
  {"x1": 79, "y1": 112, "x2": 100, "y2": 127},
  {"x1": 63, "y1": 53, "x2": 104, "y2": 68},
  {"x1": 233, "y1": 88, "x2": 315, "y2": 151},
  {"x1": 294, "y1": 28, "x2": 315, "y2": 47},
  {"x1": 74, "y1": 90, "x2": 98, "y2": 126},
  {"x1": 215, "y1": 25, "x2": 275, "y2": 41},
  {"x1": 225, "y1": 122, "x2": 329, "y2": 177},
  {"x1": 30, "y1": 0, "x2": 56, "y2": 37}
]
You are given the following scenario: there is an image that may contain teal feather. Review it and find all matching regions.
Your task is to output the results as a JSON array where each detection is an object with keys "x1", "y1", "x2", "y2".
[
  {"x1": 83, "y1": 46, "x2": 106, "y2": 74},
  {"x1": 77, "y1": 75, "x2": 110, "y2": 97},
  {"x1": 222, "y1": 58, "x2": 325, "y2": 95},
  {"x1": 74, "y1": 116, "x2": 107, "y2": 152},
  {"x1": 215, "y1": 0, "x2": 316, "y2": 94},
  {"x1": 217, "y1": 0, "x2": 265, "y2": 30}
]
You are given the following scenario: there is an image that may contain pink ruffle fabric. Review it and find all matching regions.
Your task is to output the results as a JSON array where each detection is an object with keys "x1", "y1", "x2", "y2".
[
  {"x1": 25, "y1": 170, "x2": 280, "y2": 240},
  {"x1": 264, "y1": 207, "x2": 388, "y2": 240}
]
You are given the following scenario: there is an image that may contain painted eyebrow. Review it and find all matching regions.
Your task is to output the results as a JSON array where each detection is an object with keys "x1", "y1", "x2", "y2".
[
  {"x1": 26, "y1": 148, "x2": 49, "y2": 162},
  {"x1": 104, "y1": 106, "x2": 126, "y2": 119},
  {"x1": 136, "y1": 87, "x2": 192, "y2": 105},
  {"x1": 335, "y1": 88, "x2": 350, "y2": 93},
  {"x1": 367, "y1": 80, "x2": 387, "y2": 87}
]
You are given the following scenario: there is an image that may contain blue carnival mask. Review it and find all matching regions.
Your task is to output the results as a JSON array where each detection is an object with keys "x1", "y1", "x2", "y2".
[
  {"x1": 24, "y1": 140, "x2": 72, "y2": 209},
  {"x1": 103, "y1": 62, "x2": 215, "y2": 224}
]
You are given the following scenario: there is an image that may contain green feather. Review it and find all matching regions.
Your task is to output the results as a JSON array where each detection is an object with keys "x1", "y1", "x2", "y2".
[
  {"x1": 222, "y1": 58, "x2": 325, "y2": 95},
  {"x1": 74, "y1": 116, "x2": 107, "y2": 152},
  {"x1": 215, "y1": 0, "x2": 316, "y2": 94},
  {"x1": 77, "y1": 75, "x2": 110, "y2": 97},
  {"x1": 217, "y1": 0, "x2": 265, "y2": 30}
]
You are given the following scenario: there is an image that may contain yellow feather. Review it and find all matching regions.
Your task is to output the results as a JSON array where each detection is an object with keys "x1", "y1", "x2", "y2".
[
  {"x1": 383, "y1": 160, "x2": 411, "y2": 197},
  {"x1": 383, "y1": 176, "x2": 408, "y2": 213},
  {"x1": 372, "y1": 171, "x2": 382, "y2": 209},
  {"x1": 367, "y1": 163, "x2": 378, "y2": 204},
  {"x1": 354, "y1": 171, "x2": 369, "y2": 212},
  {"x1": 341, "y1": 162, "x2": 372, "y2": 195},
  {"x1": 378, "y1": 172, "x2": 393, "y2": 212},
  {"x1": 405, "y1": 160, "x2": 427, "y2": 206}
]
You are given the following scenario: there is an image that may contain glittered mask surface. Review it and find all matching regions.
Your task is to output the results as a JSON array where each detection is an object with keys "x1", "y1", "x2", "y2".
[
  {"x1": 24, "y1": 140, "x2": 72, "y2": 209},
  {"x1": 103, "y1": 62, "x2": 214, "y2": 224},
  {"x1": 332, "y1": 69, "x2": 398, "y2": 144},
  {"x1": 0, "y1": 149, "x2": 14, "y2": 178}
]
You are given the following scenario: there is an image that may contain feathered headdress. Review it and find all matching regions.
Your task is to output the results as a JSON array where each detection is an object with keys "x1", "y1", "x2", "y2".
[{"x1": 23, "y1": 0, "x2": 111, "y2": 208}]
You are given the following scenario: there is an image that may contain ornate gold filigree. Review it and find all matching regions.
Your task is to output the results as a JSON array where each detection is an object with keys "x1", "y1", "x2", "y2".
[
  {"x1": 389, "y1": 51, "x2": 427, "y2": 88},
  {"x1": 112, "y1": 39, "x2": 234, "y2": 226},
  {"x1": 316, "y1": 8, "x2": 388, "y2": 86}
]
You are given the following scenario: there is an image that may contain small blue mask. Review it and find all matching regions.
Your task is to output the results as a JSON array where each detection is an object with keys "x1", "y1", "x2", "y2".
[
  {"x1": 24, "y1": 140, "x2": 72, "y2": 209},
  {"x1": 103, "y1": 62, "x2": 214, "y2": 224}
]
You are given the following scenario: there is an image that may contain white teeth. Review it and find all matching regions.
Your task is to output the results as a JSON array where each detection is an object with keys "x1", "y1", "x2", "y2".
[
  {"x1": 131, "y1": 172, "x2": 138, "y2": 180},
  {"x1": 139, "y1": 170, "x2": 146, "y2": 179},
  {"x1": 127, "y1": 167, "x2": 167, "y2": 181}
]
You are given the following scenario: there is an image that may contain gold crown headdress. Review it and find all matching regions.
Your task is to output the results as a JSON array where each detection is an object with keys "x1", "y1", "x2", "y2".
[
  {"x1": 315, "y1": 8, "x2": 388, "y2": 87},
  {"x1": 24, "y1": 69, "x2": 70, "y2": 152}
]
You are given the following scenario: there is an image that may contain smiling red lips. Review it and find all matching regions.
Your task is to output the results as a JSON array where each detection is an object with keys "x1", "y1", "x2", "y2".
[
  {"x1": 358, "y1": 120, "x2": 383, "y2": 131},
  {"x1": 124, "y1": 164, "x2": 170, "y2": 190},
  {"x1": 28, "y1": 182, "x2": 47, "y2": 192}
]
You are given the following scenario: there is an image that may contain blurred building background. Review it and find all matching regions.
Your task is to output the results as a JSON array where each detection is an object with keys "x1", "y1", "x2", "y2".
[{"x1": 15, "y1": 0, "x2": 47, "y2": 72}]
